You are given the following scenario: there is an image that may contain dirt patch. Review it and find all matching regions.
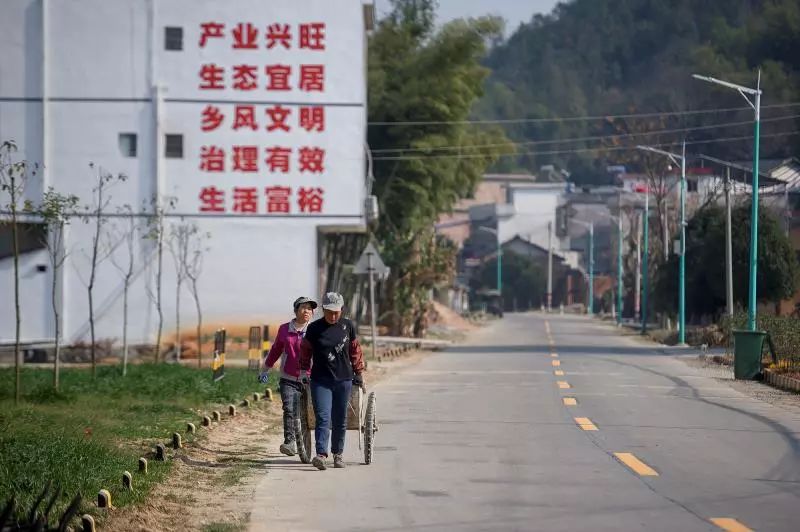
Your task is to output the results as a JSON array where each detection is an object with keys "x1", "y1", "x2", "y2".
[
  {"x1": 101, "y1": 348, "x2": 431, "y2": 531},
  {"x1": 429, "y1": 301, "x2": 477, "y2": 333}
]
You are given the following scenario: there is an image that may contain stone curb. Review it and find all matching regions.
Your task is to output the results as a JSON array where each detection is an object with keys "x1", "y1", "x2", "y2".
[{"x1": 763, "y1": 368, "x2": 800, "y2": 393}]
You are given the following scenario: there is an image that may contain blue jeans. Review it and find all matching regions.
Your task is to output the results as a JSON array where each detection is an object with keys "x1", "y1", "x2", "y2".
[{"x1": 310, "y1": 378, "x2": 352, "y2": 456}]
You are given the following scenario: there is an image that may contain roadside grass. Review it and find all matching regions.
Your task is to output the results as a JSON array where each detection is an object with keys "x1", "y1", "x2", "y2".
[{"x1": 0, "y1": 363, "x2": 275, "y2": 523}]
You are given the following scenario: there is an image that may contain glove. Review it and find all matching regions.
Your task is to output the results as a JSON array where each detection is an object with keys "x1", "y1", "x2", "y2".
[
  {"x1": 353, "y1": 373, "x2": 364, "y2": 390},
  {"x1": 258, "y1": 370, "x2": 269, "y2": 384}
]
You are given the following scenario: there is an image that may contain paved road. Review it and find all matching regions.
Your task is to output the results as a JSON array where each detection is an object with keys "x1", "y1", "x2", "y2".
[{"x1": 249, "y1": 313, "x2": 800, "y2": 531}]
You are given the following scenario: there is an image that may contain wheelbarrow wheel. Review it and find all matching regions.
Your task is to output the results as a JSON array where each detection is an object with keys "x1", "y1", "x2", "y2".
[
  {"x1": 363, "y1": 391, "x2": 376, "y2": 465},
  {"x1": 297, "y1": 386, "x2": 313, "y2": 464}
]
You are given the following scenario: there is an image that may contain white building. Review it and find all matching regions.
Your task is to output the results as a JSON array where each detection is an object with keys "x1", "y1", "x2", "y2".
[{"x1": 0, "y1": 0, "x2": 373, "y2": 347}]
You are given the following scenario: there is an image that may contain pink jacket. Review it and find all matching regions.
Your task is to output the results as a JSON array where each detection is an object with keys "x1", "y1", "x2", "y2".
[{"x1": 264, "y1": 320, "x2": 309, "y2": 381}]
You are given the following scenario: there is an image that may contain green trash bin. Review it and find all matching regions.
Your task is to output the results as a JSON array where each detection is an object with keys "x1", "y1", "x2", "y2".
[{"x1": 732, "y1": 330, "x2": 767, "y2": 380}]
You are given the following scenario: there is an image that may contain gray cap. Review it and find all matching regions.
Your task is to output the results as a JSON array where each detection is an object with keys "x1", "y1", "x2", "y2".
[
  {"x1": 293, "y1": 297, "x2": 318, "y2": 311},
  {"x1": 321, "y1": 292, "x2": 344, "y2": 311}
]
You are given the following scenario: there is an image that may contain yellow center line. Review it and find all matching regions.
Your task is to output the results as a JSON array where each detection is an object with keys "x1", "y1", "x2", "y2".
[
  {"x1": 613, "y1": 452, "x2": 659, "y2": 476},
  {"x1": 554, "y1": 370, "x2": 565, "y2": 376},
  {"x1": 552, "y1": 360, "x2": 561, "y2": 367},
  {"x1": 563, "y1": 397, "x2": 577, "y2": 406},
  {"x1": 574, "y1": 417, "x2": 598, "y2": 431},
  {"x1": 556, "y1": 381, "x2": 570, "y2": 389},
  {"x1": 709, "y1": 518, "x2": 753, "y2": 532}
]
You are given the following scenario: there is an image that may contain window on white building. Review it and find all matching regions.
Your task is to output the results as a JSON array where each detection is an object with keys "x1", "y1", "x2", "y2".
[
  {"x1": 687, "y1": 179, "x2": 698, "y2": 193},
  {"x1": 165, "y1": 27, "x2": 183, "y2": 51},
  {"x1": 165, "y1": 134, "x2": 183, "y2": 158},
  {"x1": 118, "y1": 133, "x2": 137, "y2": 157}
]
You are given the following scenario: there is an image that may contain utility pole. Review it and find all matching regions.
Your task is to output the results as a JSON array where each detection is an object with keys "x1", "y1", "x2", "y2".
[
  {"x1": 725, "y1": 167, "x2": 734, "y2": 317},
  {"x1": 635, "y1": 214, "x2": 641, "y2": 321},
  {"x1": 547, "y1": 221, "x2": 553, "y2": 312},
  {"x1": 617, "y1": 216, "x2": 623, "y2": 326},
  {"x1": 642, "y1": 191, "x2": 649, "y2": 334},
  {"x1": 367, "y1": 251, "x2": 377, "y2": 361}
]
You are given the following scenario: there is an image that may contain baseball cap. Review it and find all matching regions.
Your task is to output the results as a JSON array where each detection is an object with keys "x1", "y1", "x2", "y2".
[
  {"x1": 321, "y1": 292, "x2": 344, "y2": 311},
  {"x1": 293, "y1": 296, "x2": 318, "y2": 311}
]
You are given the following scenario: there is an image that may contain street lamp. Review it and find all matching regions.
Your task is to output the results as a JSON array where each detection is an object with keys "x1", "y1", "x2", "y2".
[
  {"x1": 693, "y1": 72, "x2": 762, "y2": 331},
  {"x1": 637, "y1": 142, "x2": 687, "y2": 346},
  {"x1": 477, "y1": 226, "x2": 502, "y2": 293},
  {"x1": 602, "y1": 213, "x2": 624, "y2": 327},
  {"x1": 569, "y1": 219, "x2": 594, "y2": 315}
]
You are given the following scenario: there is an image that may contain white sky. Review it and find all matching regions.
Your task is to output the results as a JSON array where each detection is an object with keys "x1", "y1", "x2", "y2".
[{"x1": 373, "y1": 0, "x2": 561, "y2": 37}]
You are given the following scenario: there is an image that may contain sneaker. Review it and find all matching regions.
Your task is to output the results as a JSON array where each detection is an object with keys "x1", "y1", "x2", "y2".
[
  {"x1": 312, "y1": 454, "x2": 328, "y2": 470},
  {"x1": 333, "y1": 454, "x2": 345, "y2": 468},
  {"x1": 279, "y1": 441, "x2": 297, "y2": 456}
]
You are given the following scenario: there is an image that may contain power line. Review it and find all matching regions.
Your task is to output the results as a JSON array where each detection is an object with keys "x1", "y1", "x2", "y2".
[
  {"x1": 370, "y1": 114, "x2": 800, "y2": 154},
  {"x1": 367, "y1": 102, "x2": 800, "y2": 126},
  {"x1": 372, "y1": 130, "x2": 800, "y2": 161}
]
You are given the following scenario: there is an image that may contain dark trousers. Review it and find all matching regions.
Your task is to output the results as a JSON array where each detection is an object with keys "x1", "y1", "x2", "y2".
[
  {"x1": 279, "y1": 378, "x2": 302, "y2": 444},
  {"x1": 310, "y1": 378, "x2": 353, "y2": 456}
]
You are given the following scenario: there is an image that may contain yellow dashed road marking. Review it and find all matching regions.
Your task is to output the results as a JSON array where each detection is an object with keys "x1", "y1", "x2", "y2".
[
  {"x1": 613, "y1": 452, "x2": 659, "y2": 476},
  {"x1": 709, "y1": 518, "x2": 753, "y2": 532},
  {"x1": 554, "y1": 370, "x2": 564, "y2": 376},
  {"x1": 574, "y1": 417, "x2": 598, "y2": 431},
  {"x1": 552, "y1": 360, "x2": 561, "y2": 367},
  {"x1": 562, "y1": 397, "x2": 577, "y2": 406},
  {"x1": 557, "y1": 381, "x2": 570, "y2": 389}
]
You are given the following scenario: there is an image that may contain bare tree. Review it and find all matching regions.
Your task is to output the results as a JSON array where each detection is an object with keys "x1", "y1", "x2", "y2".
[
  {"x1": 109, "y1": 204, "x2": 139, "y2": 376},
  {"x1": 80, "y1": 165, "x2": 125, "y2": 379},
  {"x1": 143, "y1": 196, "x2": 175, "y2": 362},
  {"x1": 35, "y1": 188, "x2": 79, "y2": 390},
  {"x1": 185, "y1": 226, "x2": 209, "y2": 367},
  {"x1": 0, "y1": 141, "x2": 33, "y2": 404},
  {"x1": 168, "y1": 222, "x2": 193, "y2": 362}
]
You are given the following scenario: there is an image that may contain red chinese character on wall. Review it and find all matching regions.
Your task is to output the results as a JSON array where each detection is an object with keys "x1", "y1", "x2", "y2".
[
  {"x1": 266, "y1": 105, "x2": 291, "y2": 132},
  {"x1": 299, "y1": 23, "x2": 326, "y2": 50},
  {"x1": 298, "y1": 147, "x2": 325, "y2": 173},
  {"x1": 232, "y1": 65, "x2": 258, "y2": 91},
  {"x1": 265, "y1": 65, "x2": 292, "y2": 91},
  {"x1": 266, "y1": 23, "x2": 291, "y2": 49},
  {"x1": 199, "y1": 22, "x2": 225, "y2": 48},
  {"x1": 265, "y1": 147, "x2": 291, "y2": 173},
  {"x1": 232, "y1": 105, "x2": 258, "y2": 130},
  {"x1": 299, "y1": 106, "x2": 325, "y2": 132},
  {"x1": 232, "y1": 22, "x2": 258, "y2": 49},
  {"x1": 199, "y1": 64, "x2": 225, "y2": 90},
  {"x1": 297, "y1": 187, "x2": 324, "y2": 213},
  {"x1": 266, "y1": 186, "x2": 292, "y2": 213},
  {"x1": 232, "y1": 187, "x2": 259, "y2": 213},
  {"x1": 298, "y1": 65, "x2": 324, "y2": 92},
  {"x1": 200, "y1": 146, "x2": 226, "y2": 172},
  {"x1": 232, "y1": 146, "x2": 259, "y2": 172},
  {"x1": 199, "y1": 186, "x2": 225, "y2": 212},
  {"x1": 201, "y1": 105, "x2": 225, "y2": 131}
]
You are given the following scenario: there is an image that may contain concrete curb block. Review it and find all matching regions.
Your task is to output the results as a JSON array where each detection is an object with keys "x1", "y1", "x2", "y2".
[{"x1": 763, "y1": 368, "x2": 800, "y2": 393}]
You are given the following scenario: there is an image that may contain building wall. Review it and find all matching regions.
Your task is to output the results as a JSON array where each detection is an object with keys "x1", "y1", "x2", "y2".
[{"x1": 0, "y1": 0, "x2": 367, "y2": 344}]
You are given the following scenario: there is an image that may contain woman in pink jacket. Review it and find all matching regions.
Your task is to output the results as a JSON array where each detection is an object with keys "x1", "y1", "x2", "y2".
[{"x1": 260, "y1": 296, "x2": 316, "y2": 456}]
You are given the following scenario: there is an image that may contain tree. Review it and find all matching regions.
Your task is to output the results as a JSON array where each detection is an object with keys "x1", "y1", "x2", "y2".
[
  {"x1": 184, "y1": 225, "x2": 210, "y2": 367},
  {"x1": 0, "y1": 141, "x2": 33, "y2": 404},
  {"x1": 654, "y1": 204, "x2": 800, "y2": 320},
  {"x1": 34, "y1": 188, "x2": 79, "y2": 390},
  {"x1": 143, "y1": 196, "x2": 176, "y2": 362},
  {"x1": 108, "y1": 204, "x2": 139, "y2": 376},
  {"x1": 79, "y1": 165, "x2": 125, "y2": 379},
  {"x1": 470, "y1": 250, "x2": 546, "y2": 311},
  {"x1": 168, "y1": 222, "x2": 199, "y2": 362},
  {"x1": 368, "y1": 1, "x2": 513, "y2": 334}
]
